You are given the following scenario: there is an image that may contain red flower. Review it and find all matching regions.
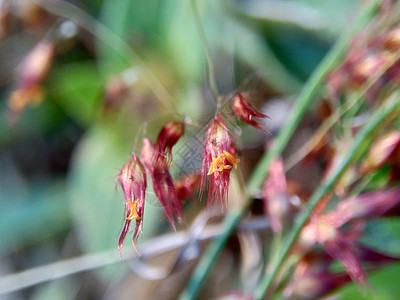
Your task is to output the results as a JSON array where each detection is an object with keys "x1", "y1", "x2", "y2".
[
  {"x1": 232, "y1": 92, "x2": 269, "y2": 133},
  {"x1": 117, "y1": 153, "x2": 147, "y2": 256},
  {"x1": 201, "y1": 114, "x2": 240, "y2": 207},
  {"x1": 156, "y1": 121, "x2": 185, "y2": 157},
  {"x1": 142, "y1": 122, "x2": 185, "y2": 229},
  {"x1": 300, "y1": 187, "x2": 400, "y2": 289}
]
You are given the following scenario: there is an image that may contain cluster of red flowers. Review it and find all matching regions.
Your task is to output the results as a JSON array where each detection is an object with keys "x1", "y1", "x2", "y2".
[
  {"x1": 328, "y1": 23, "x2": 400, "y2": 104},
  {"x1": 117, "y1": 92, "x2": 268, "y2": 255}
]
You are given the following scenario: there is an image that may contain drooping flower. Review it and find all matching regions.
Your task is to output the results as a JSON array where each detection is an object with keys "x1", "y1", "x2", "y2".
[
  {"x1": 201, "y1": 114, "x2": 240, "y2": 207},
  {"x1": 142, "y1": 122, "x2": 185, "y2": 229},
  {"x1": 117, "y1": 153, "x2": 147, "y2": 256},
  {"x1": 231, "y1": 92, "x2": 269, "y2": 133}
]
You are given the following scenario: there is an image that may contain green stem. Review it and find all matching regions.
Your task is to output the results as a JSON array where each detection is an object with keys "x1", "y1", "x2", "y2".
[
  {"x1": 254, "y1": 91, "x2": 400, "y2": 299},
  {"x1": 190, "y1": 0, "x2": 220, "y2": 102},
  {"x1": 178, "y1": 1, "x2": 380, "y2": 299}
]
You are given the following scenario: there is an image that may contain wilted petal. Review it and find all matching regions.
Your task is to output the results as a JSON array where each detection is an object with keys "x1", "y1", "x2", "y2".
[
  {"x1": 232, "y1": 92, "x2": 269, "y2": 133},
  {"x1": 262, "y1": 158, "x2": 290, "y2": 233}
]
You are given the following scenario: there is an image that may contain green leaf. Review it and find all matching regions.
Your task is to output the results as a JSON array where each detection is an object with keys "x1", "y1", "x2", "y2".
[{"x1": 48, "y1": 62, "x2": 103, "y2": 127}]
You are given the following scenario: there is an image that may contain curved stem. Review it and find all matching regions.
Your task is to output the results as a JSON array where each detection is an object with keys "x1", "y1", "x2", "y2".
[
  {"x1": 254, "y1": 91, "x2": 400, "y2": 299},
  {"x1": 190, "y1": 0, "x2": 220, "y2": 102},
  {"x1": 178, "y1": 1, "x2": 380, "y2": 299}
]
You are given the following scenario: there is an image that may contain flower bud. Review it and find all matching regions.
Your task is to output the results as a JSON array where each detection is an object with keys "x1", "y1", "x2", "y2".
[{"x1": 232, "y1": 92, "x2": 269, "y2": 133}]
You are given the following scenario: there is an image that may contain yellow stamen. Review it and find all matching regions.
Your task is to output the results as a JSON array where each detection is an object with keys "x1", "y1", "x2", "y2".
[
  {"x1": 222, "y1": 150, "x2": 240, "y2": 168},
  {"x1": 126, "y1": 199, "x2": 141, "y2": 221},
  {"x1": 207, "y1": 151, "x2": 240, "y2": 175}
]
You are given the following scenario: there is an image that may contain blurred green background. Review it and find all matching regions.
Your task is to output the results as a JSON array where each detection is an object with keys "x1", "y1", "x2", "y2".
[{"x1": 1, "y1": 0, "x2": 400, "y2": 299}]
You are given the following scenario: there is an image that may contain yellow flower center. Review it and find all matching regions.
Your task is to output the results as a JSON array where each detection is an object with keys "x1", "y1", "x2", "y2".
[
  {"x1": 207, "y1": 150, "x2": 240, "y2": 175},
  {"x1": 126, "y1": 199, "x2": 141, "y2": 221}
]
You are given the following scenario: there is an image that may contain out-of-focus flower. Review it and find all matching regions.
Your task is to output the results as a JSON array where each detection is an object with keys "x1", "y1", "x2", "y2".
[
  {"x1": 360, "y1": 131, "x2": 400, "y2": 174},
  {"x1": 8, "y1": 40, "x2": 54, "y2": 120},
  {"x1": 383, "y1": 25, "x2": 400, "y2": 50},
  {"x1": 284, "y1": 270, "x2": 351, "y2": 300},
  {"x1": 301, "y1": 216, "x2": 368, "y2": 288},
  {"x1": 232, "y1": 92, "x2": 269, "y2": 133},
  {"x1": 327, "y1": 19, "x2": 400, "y2": 103},
  {"x1": 117, "y1": 153, "x2": 147, "y2": 256},
  {"x1": 104, "y1": 75, "x2": 129, "y2": 109},
  {"x1": 286, "y1": 240, "x2": 399, "y2": 299},
  {"x1": 350, "y1": 53, "x2": 388, "y2": 88},
  {"x1": 324, "y1": 187, "x2": 400, "y2": 226},
  {"x1": 103, "y1": 68, "x2": 139, "y2": 109},
  {"x1": 300, "y1": 187, "x2": 400, "y2": 290},
  {"x1": 262, "y1": 157, "x2": 291, "y2": 233},
  {"x1": 142, "y1": 122, "x2": 185, "y2": 229},
  {"x1": 201, "y1": 114, "x2": 240, "y2": 207},
  {"x1": 174, "y1": 174, "x2": 201, "y2": 202}
]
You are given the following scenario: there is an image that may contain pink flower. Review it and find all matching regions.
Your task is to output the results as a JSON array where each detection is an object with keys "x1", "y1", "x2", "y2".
[
  {"x1": 232, "y1": 92, "x2": 269, "y2": 133},
  {"x1": 201, "y1": 114, "x2": 240, "y2": 207},
  {"x1": 262, "y1": 158, "x2": 292, "y2": 233},
  {"x1": 117, "y1": 153, "x2": 147, "y2": 256},
  {"x1": 300, "y1": 187, "x2": 400, "y2": 289},
  {"x1": 142, "y1": 122, "x2": 185, "y2": 229}
]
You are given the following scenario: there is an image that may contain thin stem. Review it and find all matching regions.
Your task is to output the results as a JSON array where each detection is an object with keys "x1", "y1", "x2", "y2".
[
  {"x1": 254, "y1": 91, "x2": 400, "y2": 299},
  {"x1": 190, "y1": 0, "x2": 220, "y2": 102},
  {"x1": 178, "y1": 1, "x2": 380, "y2": 299},
  {"x1": 0, "y1": 217, "x2": 269, "y2": 295}
]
